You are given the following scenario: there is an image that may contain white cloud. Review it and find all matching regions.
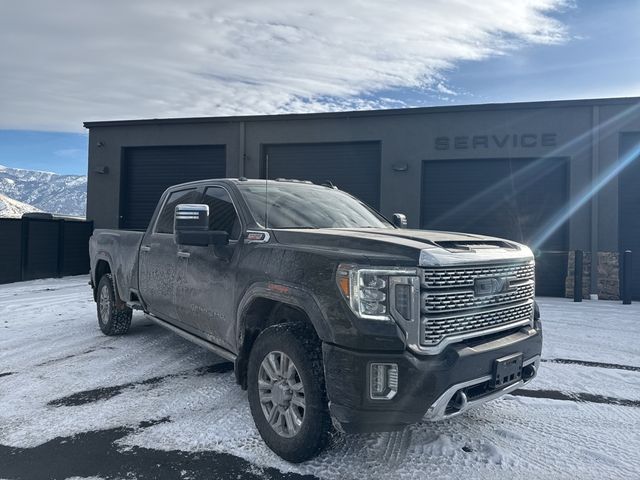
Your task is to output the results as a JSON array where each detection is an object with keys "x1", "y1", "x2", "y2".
[{"x1": 0, "y1": 0, "x2": 569, "y2": 131}]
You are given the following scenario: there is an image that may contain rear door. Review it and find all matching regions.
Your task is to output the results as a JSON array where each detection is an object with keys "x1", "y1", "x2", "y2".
[
  {"x1": 138, "y1": 186, "x2": 202, "y2": 322},
  {"x1": 175, "y1": 185, "x2": 243, "y2": 350}
]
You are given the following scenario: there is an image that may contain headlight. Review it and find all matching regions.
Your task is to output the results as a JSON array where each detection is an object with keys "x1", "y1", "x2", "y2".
[{"x1": 336, "y1": 264, "x2": 419, "y2": 321}]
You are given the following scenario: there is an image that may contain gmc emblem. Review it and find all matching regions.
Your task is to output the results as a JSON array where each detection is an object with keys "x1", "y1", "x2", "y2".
[{"x1": 474, "y1": 277, "x2": 514, "y2": 296}]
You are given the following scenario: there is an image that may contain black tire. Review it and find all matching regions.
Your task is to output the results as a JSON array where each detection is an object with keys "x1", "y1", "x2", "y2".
[
  {"x1": 247, "y1": 323, "x2": 332, "y2": 463},
  {"x1": 96, "y1": 273, "x2": 132, "y2": 336}
]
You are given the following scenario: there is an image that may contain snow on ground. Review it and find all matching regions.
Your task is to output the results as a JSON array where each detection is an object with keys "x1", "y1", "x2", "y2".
[{"x1": 1, "y1": 276, "x2": 639, "y2": 479}]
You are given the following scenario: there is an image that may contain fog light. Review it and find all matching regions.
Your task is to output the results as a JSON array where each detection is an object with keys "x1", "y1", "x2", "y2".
[{"x1": 370, "y1": 363, "x2": 398, "y2": 400}]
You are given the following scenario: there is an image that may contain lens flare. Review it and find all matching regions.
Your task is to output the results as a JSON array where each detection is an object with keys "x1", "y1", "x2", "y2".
[
  {"x1": 428, "y1": 103, "x2": 640, "y2": 235},
  {"x1": 531, "y1": 140, "x2": 640, "y2": 250}
]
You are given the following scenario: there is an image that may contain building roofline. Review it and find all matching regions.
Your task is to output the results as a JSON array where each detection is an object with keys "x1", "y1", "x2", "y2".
[{"x1": 83, "y1": 96, "x2": 640, "y2": 129}]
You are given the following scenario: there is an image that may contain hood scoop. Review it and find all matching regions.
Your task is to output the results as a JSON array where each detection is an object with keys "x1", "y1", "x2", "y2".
[
  {"x1": 433, "y1": 240, "x2": 517, "y2": 253},
  {"x1": 420, "y1": 239, "x2": 532, "y2": 267}
]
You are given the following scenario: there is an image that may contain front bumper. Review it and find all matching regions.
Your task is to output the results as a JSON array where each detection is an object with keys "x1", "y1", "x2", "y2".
[{"x1": 323, "y1": 323, "x2": 542, "y2": 433}]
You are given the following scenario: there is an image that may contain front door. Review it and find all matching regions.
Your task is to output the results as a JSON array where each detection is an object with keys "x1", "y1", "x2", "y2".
[
  {"x1": 176, "y1": 185, "x2": 243, "y2": 351},
  {"x1": 138, "y1": 187, "x2": 202, "y2": 323}
]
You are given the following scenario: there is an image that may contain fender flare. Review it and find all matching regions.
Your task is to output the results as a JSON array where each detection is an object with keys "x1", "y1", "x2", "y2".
[
  {"x1": 92, "y1": 252, "x2": 126, "y2": 303},
  {"x1": 235, "y1": 282, "x2": 334, "y2": 345}
]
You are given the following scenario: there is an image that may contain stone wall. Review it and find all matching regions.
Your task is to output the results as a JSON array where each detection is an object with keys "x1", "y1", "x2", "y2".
[
  {"x1": 597, "y1": 252, "x2": 620, "y2": 300},
  {"x1": 565, "y1": 251, "x2": 620, "y2": 300}
]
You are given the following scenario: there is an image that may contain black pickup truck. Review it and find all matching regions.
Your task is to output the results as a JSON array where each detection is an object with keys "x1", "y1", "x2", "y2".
[{"x1": 89, "y1": 178, "x2": 542, "y2": 462}]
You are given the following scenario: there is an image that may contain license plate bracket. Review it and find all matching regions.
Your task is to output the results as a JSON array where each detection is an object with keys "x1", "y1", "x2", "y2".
[{"x1": 492, "y1": 353, "x2": 523, "y2": 389}]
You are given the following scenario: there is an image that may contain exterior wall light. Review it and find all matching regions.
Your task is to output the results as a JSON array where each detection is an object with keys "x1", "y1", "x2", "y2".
[{"x1": 392, "y1": 162, "x2": 408, "y2": 172}]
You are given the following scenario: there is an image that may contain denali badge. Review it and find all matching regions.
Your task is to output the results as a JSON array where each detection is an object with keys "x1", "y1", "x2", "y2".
[{"x1": 474, "y1": 277, "x2": 513, "y2": 296}]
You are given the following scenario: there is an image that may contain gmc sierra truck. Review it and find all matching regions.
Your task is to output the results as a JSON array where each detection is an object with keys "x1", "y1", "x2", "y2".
[{"x1": 89, "y1": 178, "x2": 542, "y2": 462}]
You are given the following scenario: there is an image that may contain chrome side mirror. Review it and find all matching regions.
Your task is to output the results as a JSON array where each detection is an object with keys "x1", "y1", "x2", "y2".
[
  {"x1": 392, "y1": 213, "x2": 407, "y2": 229},
  {"x1": 174, "y1": 204, "x2": 229, "y2": 246}
]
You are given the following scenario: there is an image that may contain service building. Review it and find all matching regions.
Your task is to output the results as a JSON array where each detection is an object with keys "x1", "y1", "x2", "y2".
[{"x1": 84, "y1": 97, "x2": 640, "y2": 300}]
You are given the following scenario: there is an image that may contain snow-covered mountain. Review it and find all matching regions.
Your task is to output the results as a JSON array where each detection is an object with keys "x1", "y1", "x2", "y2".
[
  {"x1": 0, "y1": 165, "x2": 86, "y2": 216},
  {"x1": 0, "y1": 193, "x2": 42, "y2": 218}
]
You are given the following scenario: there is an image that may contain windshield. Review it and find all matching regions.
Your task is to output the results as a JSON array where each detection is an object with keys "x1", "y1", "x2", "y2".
[{"x1": 237, "y1": 182, "x2": 393, "y2": 229}]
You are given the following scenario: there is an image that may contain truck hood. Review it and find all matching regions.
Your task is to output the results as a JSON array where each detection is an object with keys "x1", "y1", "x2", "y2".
[{"x1": 271, "y1": 228, "x2": 534, "y2": 267}]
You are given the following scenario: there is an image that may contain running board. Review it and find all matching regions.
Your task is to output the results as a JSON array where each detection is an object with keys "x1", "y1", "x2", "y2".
[{"x1": 145, "y1": 314, "x2": 237, "y2": 362}]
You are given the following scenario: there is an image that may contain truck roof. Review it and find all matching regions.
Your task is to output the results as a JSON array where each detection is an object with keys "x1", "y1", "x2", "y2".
[{"x1": 170, "y1": 178, "x2": 334, "y2": 189}]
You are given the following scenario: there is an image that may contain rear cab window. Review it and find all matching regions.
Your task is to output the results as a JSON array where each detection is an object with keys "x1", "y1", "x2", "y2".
[{"x1": 154, "y1": 188, "x2": 202, "y2": 234}]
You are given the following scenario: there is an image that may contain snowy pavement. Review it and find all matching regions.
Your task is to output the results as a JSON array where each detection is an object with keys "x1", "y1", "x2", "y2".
[{"x1": 1, "y1": 276, "x2": 639, "y2": 480}]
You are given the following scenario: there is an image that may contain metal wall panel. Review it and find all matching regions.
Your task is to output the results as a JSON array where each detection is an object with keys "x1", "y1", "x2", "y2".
[
  {"x1": 23, "y1": 219, "x2": 60, "y2": 281},
  {"x1": 263, "y1": 142, "x2": 381, "y2": 210},
  {"x1": 619, "y1": 133, "x2": 640, "y2": 300},
  {"x1": 121, "y1": 145, "x2": 226, "y2": 230},
  {"x1": 61, "y1": 221, "x2": 94, "y2": 276},
  {"x1": 0, "y1": 218, "x2": 93, "y2": 284},
  {"x1": 0, "y1": 219, "x2": 23, "y2": 284}
]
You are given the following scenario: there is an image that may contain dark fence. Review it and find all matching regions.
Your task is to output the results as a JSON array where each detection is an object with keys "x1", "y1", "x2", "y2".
[
  {"x1": 0, "y1": 216, "x2": 93, "y2": 284},
  {"x1": 0, "y1": 217, "x2": 578, "y2": 296},
  {"x1": 0, "y1": 219, "x2": 22, "y2": 284}
]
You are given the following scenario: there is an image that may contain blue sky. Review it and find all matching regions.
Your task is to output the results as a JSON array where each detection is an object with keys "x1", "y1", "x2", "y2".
[
  {"x1": 0, "y1": 131, "x2": 88, "y2": 175},
  {"x1": 0, "y1": 0, "x2": 638, "y2": 176},
  {"x1": 443, "y1": 0, "x2": 640, "y2": 103}
]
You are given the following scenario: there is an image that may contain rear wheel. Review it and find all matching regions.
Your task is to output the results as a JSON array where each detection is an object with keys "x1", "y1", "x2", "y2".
[
  {"x1": 247, "y1": 323, "x2": 331, "y2": 463},
  {"x1": 96, "y1": 273, "x2": 132, "y2": 336}
]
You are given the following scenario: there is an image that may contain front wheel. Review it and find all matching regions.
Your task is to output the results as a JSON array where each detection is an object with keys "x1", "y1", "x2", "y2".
[
  {"x1": 247, "y1": 323, "x2": 332, "y2": 463},
  {"x1": 96, "y1": 273, "x2": 132, "y2": 336}
]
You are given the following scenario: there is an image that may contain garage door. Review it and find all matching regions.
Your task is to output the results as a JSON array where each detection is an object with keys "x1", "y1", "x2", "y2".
[
  {"x1": 421, "y1": 157, "x2": 569, "y2": 296},
  {"x1": 263, "y1": 142, "x2": 381, "y2": 209},
  {"x1": 619, "y1": 133, "x2": 640, "y2": 300},
  {"x1": 120, "y1": 145, "x2": 226, "y2": 230}
]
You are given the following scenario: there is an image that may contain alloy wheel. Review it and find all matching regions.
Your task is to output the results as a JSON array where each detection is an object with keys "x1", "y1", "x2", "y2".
[
  {"x1": 99, "y1": 284, "x2": 111, "y2": 322},
  {"x1": 258, "y1": 351, "x2": 306, "y2": 438}
]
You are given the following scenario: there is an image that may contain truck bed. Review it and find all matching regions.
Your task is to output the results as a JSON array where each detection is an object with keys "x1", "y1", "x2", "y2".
[{"x1": 89, "y1": 229, "x2": 145, "y2": 304}]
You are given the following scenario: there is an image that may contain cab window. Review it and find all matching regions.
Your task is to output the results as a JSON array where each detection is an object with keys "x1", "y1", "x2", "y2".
[
  {"x1": 201, "y1": 186, "x2": 241, "y2": 240},
  {"x1": 155, "y1": 188, "x2": 201, "y2": 234}
]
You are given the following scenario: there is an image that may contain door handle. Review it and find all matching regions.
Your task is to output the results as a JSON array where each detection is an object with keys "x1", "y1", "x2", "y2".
[
  {"x1": 140, "y1": 245, "x2": 151, "y2": 252},
  {"x1": 177, "y1": 251, "x2": 191, "y2": 258}
]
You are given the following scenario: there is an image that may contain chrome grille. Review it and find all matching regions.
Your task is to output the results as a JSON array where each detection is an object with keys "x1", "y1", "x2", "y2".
[
  {"x1": 422, "y1": 282, "x2": 534, "y2": 313},
  {"x1": 422, "y1": 302, "x2": 533, "y2": 345},
  {"x1": 422, "y1": 262, "x2": 534, "y2": 289},
  {"x1": 420, "y1": 261, "x2": 535, "y2": 348}
]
